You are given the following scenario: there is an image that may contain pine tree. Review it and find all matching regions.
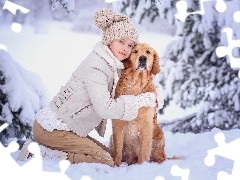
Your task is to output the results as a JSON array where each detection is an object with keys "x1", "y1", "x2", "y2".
[
  {"x1": 114, "y1": 0, "x2": 240, "y2": 133},
  {"x1": 0, "y1": 50, "x2": 50, "y2": 147},
  {"x1": 117, "y1": 0, "x2": 160, "y2": 24},
  {"x1": 0, "y1": 70, "x2": 33, "y2": 147},
  {"x1": 48, "y1": 0, "x2": 75, "y2": 13}
]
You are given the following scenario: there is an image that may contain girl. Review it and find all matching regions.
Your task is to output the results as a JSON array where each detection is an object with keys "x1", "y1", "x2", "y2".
[{"x1": 18, "y1": 8, "x2": 164, "y2": 166}]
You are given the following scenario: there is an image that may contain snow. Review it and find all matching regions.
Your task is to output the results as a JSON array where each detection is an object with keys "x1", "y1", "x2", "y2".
[
  {"x1": 48, "y1": 0, "x2": 75, "y2": 13},
  {"x1": 0, "y1": 49, "x2": 50, "y2": 125},
  {"x1": 1, "y1": 1, "x2": 240, "y2": 179},
  {"x1": 1, "y1": 24, "x2": 239, "y2": 180},
  {"x1": 7, "y1": 127, "x2": 240, "y2": 180}
]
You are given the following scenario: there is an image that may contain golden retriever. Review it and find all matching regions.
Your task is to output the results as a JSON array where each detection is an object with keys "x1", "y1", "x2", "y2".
[{"x1": 109, "y1": 43, "x2": 166, "y2": 166}]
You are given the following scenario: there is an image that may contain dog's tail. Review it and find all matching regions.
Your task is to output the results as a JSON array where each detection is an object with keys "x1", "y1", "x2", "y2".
[{"x1": 166, "y1": 155, "x2": 185, "y2": 160}]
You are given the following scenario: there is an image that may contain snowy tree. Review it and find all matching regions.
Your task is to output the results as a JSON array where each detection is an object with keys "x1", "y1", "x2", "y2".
[
  {"x1": 0, "y1": 0, "x2": 111, "y2": 34},
  {"x1": 114, "y1": 0, "x2": 240, "y2": 133},
  {"x1": 0, "y1": 50, "x2": 50, "y2": 147},
  {"x1": 48, "y1": 0, "x2": 75, "y2": 13}
]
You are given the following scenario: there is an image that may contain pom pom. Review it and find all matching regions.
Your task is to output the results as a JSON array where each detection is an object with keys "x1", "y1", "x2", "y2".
[{"x1": 94, "y1": 8, "x2": 115, "y2": 30}]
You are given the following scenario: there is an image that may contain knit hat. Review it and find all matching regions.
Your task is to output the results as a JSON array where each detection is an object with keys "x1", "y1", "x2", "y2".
[{"x1": 94, "y1": 8, "x2": 139, "y2": 45}]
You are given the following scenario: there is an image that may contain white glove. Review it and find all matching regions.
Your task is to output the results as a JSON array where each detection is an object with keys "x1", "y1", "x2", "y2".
[
  {"x1": 119, "y1": 93, "x2": 156, "y2": 121},
  {"x1": 137, "y1": 92, "x2": 156, "y2": 108},
  {"x1": 155, "y1": 83, "x2": 164, "y2": 109}
]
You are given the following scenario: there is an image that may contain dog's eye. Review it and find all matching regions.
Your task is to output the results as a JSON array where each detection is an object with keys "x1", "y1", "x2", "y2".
[
  {"x1": 133, "y1": 50, "x2": 138, "y2": 53},
  {"x1": 146, "y1": 50, "x2": 151, "y2": 54}
]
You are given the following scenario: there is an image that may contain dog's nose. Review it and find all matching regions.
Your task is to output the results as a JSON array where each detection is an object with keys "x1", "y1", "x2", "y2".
[
  {"x1": 139, "y1": 55, "x2": 147, "y2": 62},
  {"x1": 139, "y1": 55, "x2": 147, "y2": 65},
  {"x1": 137, "y1": 55, "x2": 147, "y2": 70}
]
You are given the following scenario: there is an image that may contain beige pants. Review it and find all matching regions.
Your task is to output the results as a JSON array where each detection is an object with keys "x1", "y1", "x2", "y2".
[{"x1": 32, "y1": 120, "x2": 114, "y2": 166}]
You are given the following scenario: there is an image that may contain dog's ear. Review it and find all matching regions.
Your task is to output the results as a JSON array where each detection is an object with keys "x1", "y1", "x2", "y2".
[
  {"x1": 151, "y1": 50, "x2": 161, "y2": 75},
  {"x1": 122, "y1": 58, "x2": 132, "y2": 69}
]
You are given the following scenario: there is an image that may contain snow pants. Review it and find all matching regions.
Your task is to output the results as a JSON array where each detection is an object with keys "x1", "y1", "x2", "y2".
[{"x1": 32, "y1": 120, "x2": 114, "y2": 166}]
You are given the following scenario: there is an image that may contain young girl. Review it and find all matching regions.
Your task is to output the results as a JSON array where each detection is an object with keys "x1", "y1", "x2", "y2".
[{"x1": 18, "y1": 8, "x2": 164, "y2": 166}]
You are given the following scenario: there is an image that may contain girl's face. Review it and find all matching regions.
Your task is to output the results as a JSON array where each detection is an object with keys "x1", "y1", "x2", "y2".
[{"x1": 109, "y1": 38, "x2": 135, "y2": 61}]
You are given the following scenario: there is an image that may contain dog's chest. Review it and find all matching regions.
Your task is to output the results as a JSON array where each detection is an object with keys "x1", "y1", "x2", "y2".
[
  {"x1": 123, "y1": 112, "x2": 153, "y2": 141},
  {"x1": 124, "y1": 121, "x2": 139, "y2": 137},
  {"x1": 122, "y1": 121, "x2": 141, "y2": 150}
]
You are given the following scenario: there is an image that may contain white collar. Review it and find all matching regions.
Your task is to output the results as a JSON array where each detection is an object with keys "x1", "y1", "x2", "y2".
[{"x1": 93, "y1": 41, "x2": 125, "y2": 71}]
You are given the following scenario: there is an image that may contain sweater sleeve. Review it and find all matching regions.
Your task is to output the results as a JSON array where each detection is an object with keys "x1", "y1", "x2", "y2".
[{"x1": 83, "y1": 66, "x2": 139, "y2": 121}]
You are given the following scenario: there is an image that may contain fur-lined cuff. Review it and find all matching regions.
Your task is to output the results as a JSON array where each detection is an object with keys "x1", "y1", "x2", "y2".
[
  {"x1": 35, "y1": 107, "x2": 71, "y2": 132},
  {"x1": 119, "y1": 95, "x2": 139, "y2": 121}
]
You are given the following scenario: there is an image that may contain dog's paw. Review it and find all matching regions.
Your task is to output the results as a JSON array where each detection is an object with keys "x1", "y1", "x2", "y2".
[
  {"x1": 113, "y1": 157, "x2": 122, "y2": 167},
  {"x1": 119, "y1": 162, "x2": 128, "y2": 166}
]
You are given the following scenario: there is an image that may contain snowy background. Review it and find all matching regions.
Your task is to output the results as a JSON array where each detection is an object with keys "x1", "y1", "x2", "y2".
[
  {"x1": 1, "y1": 0, "x2": 240, "y2": 179},
  {"x1": 0, "y1": 0, "x2": 195, "y2": 142}
]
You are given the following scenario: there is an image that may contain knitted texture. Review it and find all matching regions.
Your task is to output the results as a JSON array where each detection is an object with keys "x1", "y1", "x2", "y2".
[
  {"x1": 116, "y1": 92, "x2": 156, "y2": 121},
  {"x1": 119, "y1": 95, "x2": 139, "y2": 121},
  {"x1": 35, "y1": 107, "x2": 71, "y2": 132},
  {"x1": 155, "y1": 83, "x2": 164, "y2": 110},
  {"x1": 137, "y1": 92, "x2": 156, "y2": 108},
  {"x1": 94, "y1": 8, "x2": 139, "y2": 45}
]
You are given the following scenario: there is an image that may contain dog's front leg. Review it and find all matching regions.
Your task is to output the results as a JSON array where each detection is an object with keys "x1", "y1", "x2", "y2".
[
  {"x1": 112, "y1": 122, "x2": 124, "y2": 166},
  {"x1": 138, "y1": 113, "x2": 153, "y2": 164},
  {"x1": 113, "y1": 133, "x2": 124, "y2": 166}
]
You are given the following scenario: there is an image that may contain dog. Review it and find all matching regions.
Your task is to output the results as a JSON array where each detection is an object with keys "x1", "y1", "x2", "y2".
[{"x1": 109, "y1": 43, "x2": 166, "y2": 166}]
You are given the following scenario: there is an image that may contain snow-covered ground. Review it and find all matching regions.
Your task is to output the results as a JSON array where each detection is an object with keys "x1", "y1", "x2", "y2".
[
  {"x1": 4, "y1": 127, "x2": 240, "y2": 180},
  {"x1": 1, "y1": 9, "x2": 240, "y2": 180}
]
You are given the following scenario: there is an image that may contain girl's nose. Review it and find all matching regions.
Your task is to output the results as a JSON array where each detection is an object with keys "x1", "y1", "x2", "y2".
[{"x1": 123, "y1": 45, "x2": 128, "y2": 51}]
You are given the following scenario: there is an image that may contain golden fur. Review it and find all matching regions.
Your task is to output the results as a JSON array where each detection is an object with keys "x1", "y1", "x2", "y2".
[{"x1": 109, "y1": 43, "x2": 166, "y2": 166}]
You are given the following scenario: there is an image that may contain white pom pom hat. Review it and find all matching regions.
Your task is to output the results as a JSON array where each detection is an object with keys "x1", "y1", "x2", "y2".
[{"x1": 94, "y1": 8, "x2": 139, "y2": 45}]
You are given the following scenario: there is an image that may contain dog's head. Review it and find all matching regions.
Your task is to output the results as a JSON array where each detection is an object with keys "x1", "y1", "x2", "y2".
[{"x1": 122, "y1": 43, "x2": 161, "y2": 75}]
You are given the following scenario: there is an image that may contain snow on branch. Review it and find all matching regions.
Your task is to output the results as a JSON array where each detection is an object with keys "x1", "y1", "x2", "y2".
[{"x1": 48, "y1": 0, "x2": 75, "y2": 13}]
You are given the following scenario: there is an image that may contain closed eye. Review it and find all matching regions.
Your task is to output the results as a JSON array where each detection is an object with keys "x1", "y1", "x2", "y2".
[{"x1": 146, "y1": 50, "x2": 150, "y2": 54}]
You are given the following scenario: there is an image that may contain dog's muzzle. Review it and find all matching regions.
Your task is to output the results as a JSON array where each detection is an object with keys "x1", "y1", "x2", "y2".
[{"x1": 137, "y1": 55, "x2": 147, "y2": 70}]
